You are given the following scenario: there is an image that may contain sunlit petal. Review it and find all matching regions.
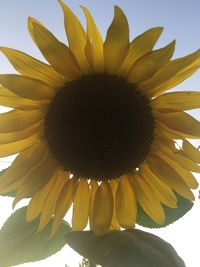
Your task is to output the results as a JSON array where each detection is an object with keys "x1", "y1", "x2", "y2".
[
  {"x1": 115, "y1": 175, "x2": 137, "y2": 228},
  {"x1": 129, "y1": 173, "x2": 165, "y2": 224},
  {"x1": 147, "y1": 154, "x2": 195, "y2": 200},
  {"x1": 92, "y1": 181, "x2": 114, "y2": 235},
  {"x1": 82, "y1": 6, "x2": 104, "y2": 73},
  {"x1": 58, "y1": 0, "x2": 90, "y2": 73},
  {"x1": 0, "y1": 86, "x2": 50, "y2": 110},
  {"x1": 28, "y1": 17, "x2": 81, "y2": 80},
  {"x1": 128, "y1": 40, "x2": 175, "y2": 83},
  {"x1": 118, "y1": 27, "x2": 163, "y2": 76},
  {"x1": 0, "y1": 74, "x2": 54, "y2": 100},
  {"x1": 104, "y1": 6, "x2": 129, "y2": 73},
  {"x1": 152, "y1": 91, "x2": 200, "y2": 112},
  {"x1": 0, "y1": 47, "x2": 64, "y2": 88},
  {"x1": 72, "y1": 179, "x2": 90, "y2": 230}
]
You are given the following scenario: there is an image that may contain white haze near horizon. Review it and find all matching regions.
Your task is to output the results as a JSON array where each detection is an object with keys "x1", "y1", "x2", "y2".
[{"x1": 0, "y1": 0, "x2": 200, "y2": 266}]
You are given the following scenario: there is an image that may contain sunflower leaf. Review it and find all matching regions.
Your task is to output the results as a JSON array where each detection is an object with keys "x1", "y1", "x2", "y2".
[
  {"x1": 1, "y1": 190, "x2": 17, "y2": 197},
  {"x1": 65, "y1": 229, "x2": 186, "y2": 267},
  {"x1": 136, "y1": 193, "x2": 193, "y2": 228},
  {"x1": 0, "y1": 168, "x2": 17, "y2": 197},
  {"x1": 0, "y1": 207, "x2": 71, "y2": 266}
]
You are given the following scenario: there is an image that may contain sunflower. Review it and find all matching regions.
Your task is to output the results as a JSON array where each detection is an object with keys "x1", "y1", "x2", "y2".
[{"x1": 0, "y1": 0, "x2": 200, "y2": 237}]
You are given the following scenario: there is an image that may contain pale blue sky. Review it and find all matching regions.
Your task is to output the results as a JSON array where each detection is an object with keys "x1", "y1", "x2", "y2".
[
  {"x1": 0, "y1": 0, "x2": 200, "y2": 54},
  {"x1": 0, "y1": 1, "x2": 200, "y2": 266},
  {"x1": 0, "y1": 0, "x2": 200, "y2": 92}
]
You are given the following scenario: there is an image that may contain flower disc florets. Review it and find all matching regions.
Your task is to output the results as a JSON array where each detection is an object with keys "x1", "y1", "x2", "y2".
[{"x1": 44, "y1": 74, "x2": 155, "y2": 180}]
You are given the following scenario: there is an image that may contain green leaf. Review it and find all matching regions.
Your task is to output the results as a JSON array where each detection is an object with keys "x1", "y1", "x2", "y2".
[
  {"x1": 1, "y1": 190, "x2": 17, "y2": 197},
  {"x1": 0, "y1": 207, "x2": 71, "y2": 266},
  {"x1": 65, "y1": 229, "x2": 186, "y2": 267},
  {"x1": 0, "y1": 168, "x2": 17, "y2": 197},
  {"x1": 136, "y1": 193, "x2": 193, "y2": 228}
]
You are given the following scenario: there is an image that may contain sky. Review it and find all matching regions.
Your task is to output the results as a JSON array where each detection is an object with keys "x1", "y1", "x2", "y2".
[{"x1": 0, "y1": 0, "x2": 200, "y2": 266}]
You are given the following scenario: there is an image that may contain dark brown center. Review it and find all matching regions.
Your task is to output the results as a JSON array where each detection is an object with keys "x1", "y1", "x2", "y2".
[{"x1": 44, "y1": 74, "x2": 154, "y2": 180}]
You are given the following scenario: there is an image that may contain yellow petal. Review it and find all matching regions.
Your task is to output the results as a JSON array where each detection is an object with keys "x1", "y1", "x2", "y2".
[
  {"x1": 104, "y1": 6, "x2": 129, "y2": 73},
  {"x1": 0, "y1": 86, "x2": 19, "y2": 97},
  {"x1": 139, "y1": 49, "x2": 200, "y2": 96},
  {"x1": 13, "y1": 159, "x2": 59, "y2": 207},
  {"x1": 81, "y1": 6, "x2": 104, "y2": 73},
  {"x1": 130, "y1": 173, "x2": 165, "y2": 224},
  {"x1": 152, "y1": 91, "x2": 200, "y2": 112},
  {"x1": 155, "y1": 120, "x2": 184, "y2": 139},
  {"x1": 28, "y1": 17, "x2": 81, "y2": 80},
  {"x1": 26, "y1": 191, "x2": 44, "y2": 222},
  {"x1": 0, "y1": 122, "x2": 42, "y2": 144},
  {"x1": 109, "y1": 179, "x2": 120, "y2": 230},
  {"x1": 38, "y1": 170, "x2": 69, "y2": 231},
  {"x1": 72, "y1": 179, "x2": 90, "y2": 230},
  {"x1": 0, "y1": 74, "x2": 54, "y2": 100},
  {"x1": 92, "y1": 181, "x2": 114, "y2": 235},
  {"x1": 0, "y1": 86, "x2": 50, "y2": 110},
  {"x1": 0, "y1": 130, "x2": 41, "y2": 157},
  {"x1": 27, "y1": 171, "x2": 66, "y2": 222},
  {"x1": 118, "y1": 27, "x2": 163, "y2": 76},
  {"x1": 164, "y1": 143, "x2": 200, "y2": 173},
  {"x1": 154, "y1": 64, "x2": 199, "y2": 97},
  {"x1": 0, "y1": 176, "x2": 28, "y2": 195},
  {"x1": 51, "y1": 179, "x2": 75, "y2": 237},
  {"x1": 139, "y1": 163, "x2": 177, "y2": 208},
  {"x1": 27, "y1": 16, "x2": 44, "y2": 43},
  {"x1": 128, "y1": 40, "x2": 175, "y2": 83},
  {"x1": 6, "y1": 149, "x2": 48, "y2": 202},
  {"x1": 182, "y1": 140, "x2": 200, "y2": 163},
  {"x1": 89, "y1": 180, "x2": 98, "y2": 230},
  {"x1": 147, "y1": 154, "x2": 194, "y2": 200},
  {"x1": 155, "y1": 130, "x2": 200, "y2": 173},
  {"x1": 57, "y1": 0, "x2": 90, "y2": 73},
  {"x1": 155, "y1": 125, "x2": 176, "y2": 149},
  {"x1": 156, "y1": 111, "x2": 200, "y2": 138},
  {"x1": 0, "y1": 142, "x2": 47, "y2": 191},
  {"x1": 115, "y1": 175, "x2": 137, "y2": 228},
  {"x1": 155, "y1": 144, "x2": 198, "y2": 188},
  {"x1": 0, "y1": 109, "x2": 43, "y2": 133},
  {"x1": 27, "y1": 169, "x2": 67, "y2": 223},
  {"x1": 0, "y1": 47, "x2": 64, "y2": 88},
  {"x1": 34, "y1": 172, "x2": 59, "y2": 227}
]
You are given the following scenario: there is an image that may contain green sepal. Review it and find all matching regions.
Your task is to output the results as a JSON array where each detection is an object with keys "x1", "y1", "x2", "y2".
[
  {"x1": 0, "y1": 207, "x2": 71, "y2": 266},
  {"x1": 136, "y1": 193, "x2": 193, "y2": 228}
]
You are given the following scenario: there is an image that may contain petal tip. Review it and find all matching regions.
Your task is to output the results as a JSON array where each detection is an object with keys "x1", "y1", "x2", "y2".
[
  {"x1": 172, "y1": 39, "x2": 176, "y2": 46},
  {"x1": 28, "y1": 16, "x2": 37, "y2": 25},
  {"x1": 27, "y1": 16, "x2": 34, "y2": 23},
  {"x1": 57, "y1": 0, "x2": 68, "y2": 10},
  {"x1": 114, "y1": 5, "x2": 126, "y2": 16}
]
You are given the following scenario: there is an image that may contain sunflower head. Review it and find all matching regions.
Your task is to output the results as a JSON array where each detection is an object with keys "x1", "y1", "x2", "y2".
[
  {"x1": 0, "y1": 0, "x2": 199, "y2": 237},
  {"x1": 44, "y1": 73, "x2": 155, "y2": 180}
]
